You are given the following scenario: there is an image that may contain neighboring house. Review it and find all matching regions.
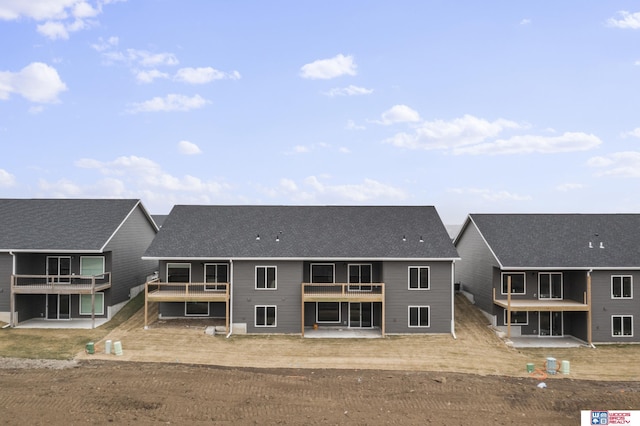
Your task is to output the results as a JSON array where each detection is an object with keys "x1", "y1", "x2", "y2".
[
  {"x1": 454, "y1": 214, "x2": 640, "y2": 345},
  {"x1": 0, "y1": 199, "x2": 159, "y2": 327},
  {"x1": 142, "y1": 205, "x2": 460, "y2": 337}
]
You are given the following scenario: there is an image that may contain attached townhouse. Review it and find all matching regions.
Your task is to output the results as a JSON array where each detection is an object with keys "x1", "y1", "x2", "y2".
[
  {"x1": 0, "y1": 199, "x2": 159, "y2": 327},
  {"x1": 142, "y1": 205, "x2": 460, "y2": 337},
  {"x1": 454, "y1": 213, "x2": 640, "y2": 345}
]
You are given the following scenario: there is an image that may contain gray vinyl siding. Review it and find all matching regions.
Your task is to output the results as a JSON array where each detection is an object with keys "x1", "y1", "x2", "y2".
[
  {"x1": 232, "y1": 260, "x2": 303, "y2": 333},
  {"x1": 591, "y1": 270, "x2": 640, "y2": 343},
  {"x1": 383, "y1": 261, "x2": 453, "y2": 334},
  {"x1": 454, "y1": 221, "x2": 499, "y2": 314},
  {"x1": 0, "y1": 253, "x2": 12, "y2": 312},
  {"x1": 104, "y1": 205, "x2": 158, "y2": 305}
]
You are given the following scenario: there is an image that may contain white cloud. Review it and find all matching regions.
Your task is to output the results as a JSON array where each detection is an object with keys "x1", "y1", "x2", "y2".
[
  {"x1": 91, "y1": 36, "x2": 119, "y2": 52},
  {"x1": 0, "y1": 169, "x2": 16, "y2": 187},
  {"x1": 303, "y1": 176, "x2": 407, "y2": 202},
  {"x1": 607, "y1": 11, "x2": 640, "y2": 29},
  {"x1": 174, "y1": 67, "x2": 241, "y2": 84},
  {"x1": 448, "y1": 187, "x2": 532, "y2": 202},
  {"x1": 300, "y1": 54, "x2": 357, "y2": 79},
  {"x1": 338, "y1": 147, "x2": 351, "y2": 154},
  {"x1": 279, "y1": 178, "x2": 298, "y2": 192},
  {"x1": 377, "y1": 105, "x2": 421, "y2": 125},
  {"x1": 588, "y1": 151, "x2": 640, "y2": 177},
  {"x1": 0, "y1": 62, "x2": 67, "y2": 103},
  {"x1": 74, "y1": 155, "x2": 231, "y2": 193},
  {"x1": 126, "y1": 94, "x2": 210, "y2": 113},
  {"x1": 385, "y1": 114, "x2": 521, "y2": 150},
  {"x1": 0, "y1": 0, "x2": 115, "y2": 40},
  {"x1": 323, "y1": 85, "x2": 373, "y2": 97},
  {"x1": 102, "y1": 48, "x2": 179, "y2": 67},
  {"x1": 556, "y1": 183, "x2": 585, "y2": 192},
  {"x1": 346, "y1": 119, "x2": 366, "y2": 130},
  {"x1": 135, "y1": 69, "x2": 169, "y2": 84},
  {"x1": 178, "y1": 140, "x2": 202, "y2": 155},
  {"x1": 621, "y1": 127, "x2": 640, "y2": 138},
  {"x1": 520, "y1": 18, "x2": 532, "y2": 25},
  {"x1": 454, "y1": 132, "x2": 602, "y2": 155}
]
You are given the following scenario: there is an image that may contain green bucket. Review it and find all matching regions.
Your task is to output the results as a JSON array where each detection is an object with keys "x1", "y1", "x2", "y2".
[
  {"x1": 85, "y1": 342, "x2": 95, "y2": 355},
  {"x1": 526, "y1": 363, "x2": 534, "y2": 373}
]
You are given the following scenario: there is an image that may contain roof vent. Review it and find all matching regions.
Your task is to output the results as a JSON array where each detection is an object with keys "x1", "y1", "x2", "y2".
[
  {"x1": 256, "y1": 234, "x2": 260, "y2": 241},
  {"x1": 402, "y1": 235, "x2": 406, "y2": 242},
  {"x1": 588, "y1": 241, "x2": 593, "y2": 249},
  {"x1": 599, "y1": 242, "x2": 605, "y2": 249},
  {"x1": 276, "y1": 235, "x2": 280, "y2": 242},
  {"x1": 419, "y1": 236, "x2": 424, "y2": 243}
]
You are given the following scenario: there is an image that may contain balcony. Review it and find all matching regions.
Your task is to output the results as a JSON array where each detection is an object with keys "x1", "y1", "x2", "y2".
[
  {"x1": 11, "y1": 273, "x2": 112, "y2": 295},
  {"x1": 145, "y1": 280, "x2": 230, "y2": 302},
  {"x1": 492, "y1": 288, "x2": 589, "y2": 312},
  {"x1": 302, "y1": 283, "x2": 385, "y2": 302}
]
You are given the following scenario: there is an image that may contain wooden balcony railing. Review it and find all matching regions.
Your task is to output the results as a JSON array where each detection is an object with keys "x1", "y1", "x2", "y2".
[
  {"x1": 302, "y1": 283, "x2": 385, "y2": 301},
  {"x1": 145, "y1": 280, "x2": 230, "y2": 302},
  {"x1": 11, "y1": 273, "x2": 112, "y2": 294}
]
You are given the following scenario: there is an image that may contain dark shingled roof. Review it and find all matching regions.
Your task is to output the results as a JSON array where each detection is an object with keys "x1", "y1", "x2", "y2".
[
  {"x1": 144, "y1": 205, "x2": 459, "y2": 259},
  {"x1": 468, "y1": 214, "x2": 640, "y2": 268},
  {"x1": 0, "y1": 199, "x2": 142, "y2": 252}
]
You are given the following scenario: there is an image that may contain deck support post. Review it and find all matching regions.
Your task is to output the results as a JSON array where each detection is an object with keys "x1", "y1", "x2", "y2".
[
  {"x1": 144, "y1": 281, "x2": 148, "y2": 329},
  {"x1": 507, "y1": 276, "x2": 512, "y2": 339},
  {"x1": 587, "y1": 272, "x2": 592, "y2": 346}
]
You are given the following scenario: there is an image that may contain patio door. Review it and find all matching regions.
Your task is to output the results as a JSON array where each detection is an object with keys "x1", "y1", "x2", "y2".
[
  {"x1": 539, "y1": 311, "x2": 562, "y2": 336},
  {"x1": 47, "y1": 256, "x2": 71, "y2": 283},
  {"x1": 349, "y1": 302, "x2": 373, "y2": 328},
  {"x1": 47, "y1": 294, "x2": 71, "y2": 320}
]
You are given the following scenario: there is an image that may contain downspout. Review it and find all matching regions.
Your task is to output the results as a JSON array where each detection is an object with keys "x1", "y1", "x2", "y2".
[
  {"x1": 9, "y1": 251, "x2": 15, "y2": 327},
  {"x1": 226, "y1": 259, "x2": 234, "y2": 338},
  {"x1": 451, "y1": 260, "x2": 457, "y2": 339},
  {"x1": 587, "y1": 269, "x2": 595, "y2": 348}
]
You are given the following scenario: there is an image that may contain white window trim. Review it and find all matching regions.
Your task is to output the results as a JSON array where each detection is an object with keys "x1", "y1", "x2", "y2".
[
  {"x1": 185, "y1": 301, "x2": 210, "y2": 316},
  {"x1": 501, "y1": 272, "x2": 526, "y2": 295},
  {"x1": 166, "y1": 263, "x2": 191, "y2": 282},
  {"x1": 611, "y1": 275, "x2": 633, "y2": 299},
  {"x1": 408, "y1": 266, "x2": 430, "y2": 290},
  {"x1": 611, "y1": 315, "x2": 634, "y2": 337},
  {"x1": 255, "y1": 266, "x2": 277, "y2": 290},
  {"x1": 204, "y1": 263, "x2": 228, "y2": 291},
  {"x1": 408, "y1": 305, "x2": 430, "y2": 328},
  {"x1": 80, "y1": 256, "x2": 105, "y2": 279},
  {"x1": 255, "y1": 305, "x2": 277, "y2": 327},
  {"x1": 79, "y1": 292, "x2": 105, "y2": 316},
  {"x1": 310, "y1": 263, "x2": 335, "y2": 284},
  {"x1": 348, "y1": 263, "x2": 373, "y2": 291},
  {"x1": 503, "y1": 309, "x2": 528, "y2": 326},
  {"x1": 316, "y1": 301, "x2": 341, "y2": 323},
  {"x1": 538, "y1": 272, "x2": 563, "y2": 300}
]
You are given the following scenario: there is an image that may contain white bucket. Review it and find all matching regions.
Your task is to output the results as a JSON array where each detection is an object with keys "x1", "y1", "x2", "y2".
[
  {"x1": 546, "y1": 357, "x2": 557, "y2": 375},
  {"x1": 561, "y1": 360, "x2": 570, "y2": 375},
  {"x1": 113, "y1": 341, "x2": 123, "y2": 356},
  {"x1": 104, "y1": 340, "x2": 112, "y2": 354}
]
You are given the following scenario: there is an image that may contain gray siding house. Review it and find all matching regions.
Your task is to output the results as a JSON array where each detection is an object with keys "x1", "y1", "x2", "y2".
[
  {"x1": 454, "y1": 214, "x2": 640, "y2": 345},
  {"x1": 142, "y1": 205, "x2": 459, "y2": 337},
  {"x1": 0, "y1": 199, "x2": 159, "y2": 327}
]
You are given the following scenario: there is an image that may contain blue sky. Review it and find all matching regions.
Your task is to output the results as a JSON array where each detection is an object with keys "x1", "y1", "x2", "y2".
[{"x1": 1, "y1": 1, "x2": 640, "y2": 225}]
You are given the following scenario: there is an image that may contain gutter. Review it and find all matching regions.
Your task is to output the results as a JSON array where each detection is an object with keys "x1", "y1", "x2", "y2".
[{"x1": 226, "y1": 259, "x2": 234, "y2": 338}]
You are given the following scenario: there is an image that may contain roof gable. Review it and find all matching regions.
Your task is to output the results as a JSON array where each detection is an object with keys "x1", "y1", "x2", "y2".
[
  {"x1": 0, "y1": 199, "x2": 143, "y2": 252},
  {"x1": 144, "y1": 205, "x2": 459, "y2": 259},
  {"x1": 468, "y1": 214, "x2": 640, "y2": 268}
]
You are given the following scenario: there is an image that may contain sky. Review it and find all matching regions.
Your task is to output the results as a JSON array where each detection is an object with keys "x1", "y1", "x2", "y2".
[{"x1": 1, "y1": 1, "x2": 640, "y2": 225}]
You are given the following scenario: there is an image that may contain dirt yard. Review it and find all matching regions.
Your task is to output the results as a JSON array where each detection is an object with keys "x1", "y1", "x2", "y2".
[{"x1": 1, "y1": 295, "x2": 639, "y2": 425}]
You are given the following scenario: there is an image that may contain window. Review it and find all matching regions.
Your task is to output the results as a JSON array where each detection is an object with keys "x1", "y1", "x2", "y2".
[
  {"x1": 167, "y1": 263, "x2": 190, "y2": 282},
  {"x1": 256, "y1": 266, "x2": 277, "y2": 289},
  {"x1": 311, "y1": 264, "x2": 334, "y2": 283},
  {"x1": 408, "y1": 306, "x2": 430, "y2": 327},
  {"x1": 408, "y1": 267, "x2": 429, "y2": 290},
  {"x1": 80, "y1": 256, "x2": 105, "y2": 278},
  {"x1": 255, "y1": 305, "x2": 277, "y2": 327},
  {"x1": 185, "y1": 302, "x2": 209, "y2": 316},
  {"x1": 612, "y1": 315, "x2": 633, "y2": 337},
  {"x1": 501, "y1": 272, "x2": 525, "y2": 295},
  {"x1": 539, "y1": 273, "x2": 562, "y2": 299},
  {"x1": 205, "y1": 263, "x2": 228, "y2": 291},
  {"x1": 79, "y1": 293, "x2": 104, "y2": 315},
  {"x1": 47, "y1": 256, "x2": 71, "y2": 283},
  {"x1": 317, "y1": 302, "x2": 341, "y2": 323},
  {"x1": 504, "y1": 310, "x2": 528, "y2": 325},
  {"x1": 348, "y1": 264, "x2": 372, "y2": 291},
  {"x1": 612, "y1": 276, "x2": 633, "y2": 299}
]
